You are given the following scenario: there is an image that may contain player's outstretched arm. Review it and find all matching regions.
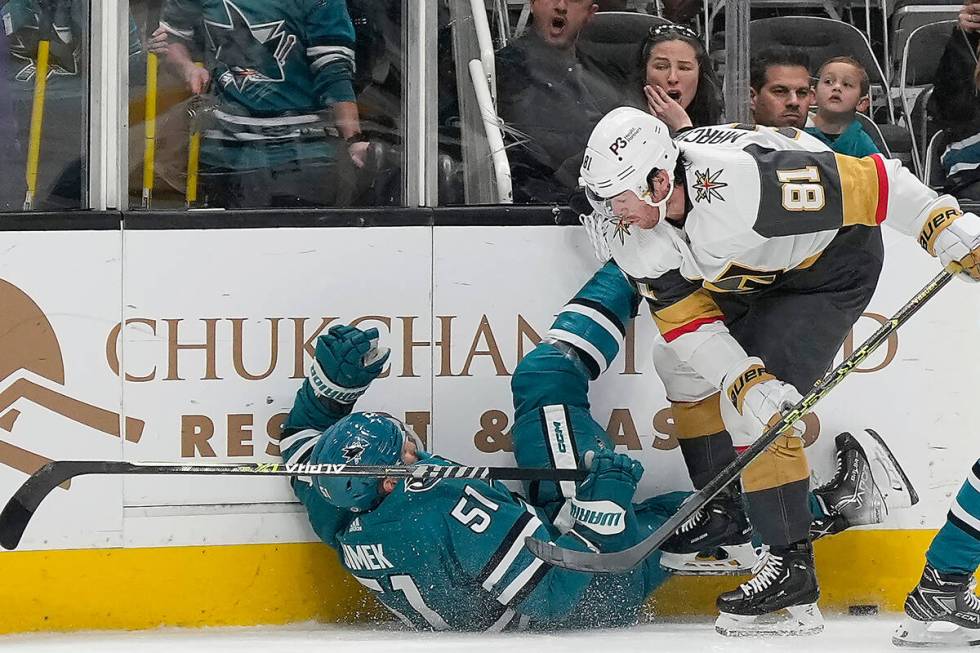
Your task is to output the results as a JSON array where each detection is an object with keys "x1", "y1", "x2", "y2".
[
  {"x1": 855, "y1": 156, "x2": 980, "y2": 282},
  {"x1": 279, "y1": 324, "x2": 389, "y2": 471},
  {"x1": 278, "y1": 324, "x2": 389, "y2": 545}
]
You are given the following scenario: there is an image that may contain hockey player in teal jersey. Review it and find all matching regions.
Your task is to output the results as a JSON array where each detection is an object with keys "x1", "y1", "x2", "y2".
[
  {"x1": 155, "y1": 0, "x2": 366, "y2": 207},
  {"x1": 279, "y1": 322, "x2": 683, "y2": 631},
  {"x1": 894, "y1": 459, "x2": 980, "y2": 647}
]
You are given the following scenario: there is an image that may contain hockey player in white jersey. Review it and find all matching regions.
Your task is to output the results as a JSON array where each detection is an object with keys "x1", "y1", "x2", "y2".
[{"x1": 578, "y1": 107, "x2": 980, "y2": 636}]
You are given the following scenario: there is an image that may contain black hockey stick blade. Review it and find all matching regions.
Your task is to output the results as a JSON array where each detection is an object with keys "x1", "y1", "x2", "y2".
[
  {"x1": 525, "y1": 268, "x2": 955, "y2": 573},
  {"x1": 0, "y1": 460, "x2": 586, "y2": 550}
]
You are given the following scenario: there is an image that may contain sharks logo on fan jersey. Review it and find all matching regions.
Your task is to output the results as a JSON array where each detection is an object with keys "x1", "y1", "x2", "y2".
[{"x1": 204, "y1": 0, "x2": 297, "y2": 91}]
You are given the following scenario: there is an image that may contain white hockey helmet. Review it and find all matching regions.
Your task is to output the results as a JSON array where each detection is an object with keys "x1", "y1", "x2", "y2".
[{"x1": 579, "y1": 107, "x2": 679, "y2": 215}]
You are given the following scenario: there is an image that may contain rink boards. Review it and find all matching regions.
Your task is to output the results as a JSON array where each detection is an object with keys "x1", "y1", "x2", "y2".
[{"x1": 0, "y1": 216, "x2": 977, "y2": 632}]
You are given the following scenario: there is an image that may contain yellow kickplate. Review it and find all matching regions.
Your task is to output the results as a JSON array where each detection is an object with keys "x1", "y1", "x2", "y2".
[{"x1": 0, "y1": 530, "x2": 950, "y2": 633}]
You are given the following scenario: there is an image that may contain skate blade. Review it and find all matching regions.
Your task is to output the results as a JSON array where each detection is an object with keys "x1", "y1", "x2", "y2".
[
  {"x1": 715, "y1": 603, "x2": 824, "y2": 637},
  {"x1": 892, "y1": 618, "x2": 980, "y2": 647},
  {"x1": 661, "y1": 544, "x2": 756, "y2": 576},
  {"x1": 854, "y1": 428, "x2": 919, "y2": 508}
]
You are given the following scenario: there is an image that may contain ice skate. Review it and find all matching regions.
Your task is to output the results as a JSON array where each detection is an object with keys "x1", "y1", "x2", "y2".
[
  {"x1": 810, "y1": 430, "x2": 917, "y2": 541},
  {"x1": 660, "y1": 484, "x2": 755, "y2": 576},
  {"x1": 715, "y1": 540, "x2": 823, "y2": 637},
  {"x1": 893, "y1": 564, "x2": 980, "y2": 647}
]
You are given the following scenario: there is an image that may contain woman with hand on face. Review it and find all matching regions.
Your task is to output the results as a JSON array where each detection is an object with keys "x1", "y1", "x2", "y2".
[{"x1": 638, "y1": 24, "x2": 722, "y2": 133}]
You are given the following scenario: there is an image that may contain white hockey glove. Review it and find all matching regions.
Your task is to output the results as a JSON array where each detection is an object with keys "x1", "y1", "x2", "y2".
[
  {"x1": 719, "y1": 358, "x2": 803, "y2": 447},
  {"x1": 580, "y1": 210, "x2": 614, "y2": 262},
  {"x1": 928, "y1": 211, "x2": 980, "y2": 282},
  {"x1": 574, "y1": 186, "x2": 616, "y2": 263}
]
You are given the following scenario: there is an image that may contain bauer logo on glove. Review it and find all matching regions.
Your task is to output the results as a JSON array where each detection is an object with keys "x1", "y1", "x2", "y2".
[
  {"x1": 720, "y1": 358, "x2": 803, "y2": 446},
  {"x1": 921, "y1": 209, "x2": 980, "y2": 282},
  {"x1": 726, "y1": 363, "x2": 775, "y2": 413}
]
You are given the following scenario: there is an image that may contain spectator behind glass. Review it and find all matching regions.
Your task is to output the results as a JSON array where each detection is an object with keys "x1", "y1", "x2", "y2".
[
  {"x1": 496, "y1": 0, "x2": 624, "y2": 204},
  {"x1": 928, "y1": 1, "x2": 980, "y2": 200},
  {"x1": 750, "y1": 47, "x2": 813, "y2": 129},
  {"x1": 805, "y1": 56, "x2": 879, "y2": 157},
  {"x1": 0, "y1": 27, "x2": 24, "y2": 210},
  {"x1": 0, "y1": 0, "x2": 144, "y2": 210},
  {"x1": 639, "y1": 23, "x2": 722, "y2": 133},
  {"x1": 151, "y1": 0, "x2": 367, "y2": 209}
]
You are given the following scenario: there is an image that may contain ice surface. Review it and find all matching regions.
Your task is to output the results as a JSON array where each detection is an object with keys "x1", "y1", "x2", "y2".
[{"x1": 0, "y1": 616, "x2": 918, "y2": 653}]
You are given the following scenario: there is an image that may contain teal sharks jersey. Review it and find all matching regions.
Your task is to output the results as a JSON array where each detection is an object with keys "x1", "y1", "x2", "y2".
[
  {"x1": 160, "y1": 0, "x2": 356, "y2": 168},
  {"x1": 278, "y1": 377, "x2": 664, "y2": 631}
]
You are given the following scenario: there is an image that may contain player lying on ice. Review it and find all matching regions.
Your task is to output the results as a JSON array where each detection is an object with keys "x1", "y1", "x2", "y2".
[
  {"x1": 576, "y1": 107, "x2": 980, "y2": 636},
  {"x1": 279, "y1": 307, "x2": 913, "y2": 633}
]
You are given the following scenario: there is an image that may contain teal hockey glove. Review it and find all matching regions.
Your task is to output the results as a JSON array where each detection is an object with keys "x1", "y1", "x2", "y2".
[
  {"x1": 309, "y1": 325, "x2": 390, "y2": 404},
  {"x1": 570, "y1": 450, "x2": 643, "y2": 545}
]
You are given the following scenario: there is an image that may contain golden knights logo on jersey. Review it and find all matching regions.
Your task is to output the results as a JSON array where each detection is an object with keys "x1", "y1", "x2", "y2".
[
  {"x1": 703, "y1": 262, "x2": 779, "y2": 293},
  {"x1": 204, "y1": 0, "x2": 297, "y2": 91},
  {"x1": 692, "y1": 168, "x2": 728, "y2": 204}
]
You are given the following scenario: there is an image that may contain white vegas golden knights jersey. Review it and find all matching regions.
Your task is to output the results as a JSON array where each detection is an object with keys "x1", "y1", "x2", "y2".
[{"x1": 609, "y1": 123, "x2": 962, "y2": 344}]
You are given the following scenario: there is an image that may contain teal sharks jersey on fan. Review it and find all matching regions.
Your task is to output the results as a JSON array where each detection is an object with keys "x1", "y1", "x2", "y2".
[{"x1": 159, "y1": 0, "x2": 356, "y2": 169}]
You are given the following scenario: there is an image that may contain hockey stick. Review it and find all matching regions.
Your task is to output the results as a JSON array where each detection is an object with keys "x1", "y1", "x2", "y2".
[
  {"x1": 23, "y1": 14, "x2": 52, "y2": 210},
  {"x1": 525, "y1": 266, "x2": 957, "y2": 573},
  {"x1": 0, "y1": 460, "x2": 586, "y2": 550},
  {"x1": 140, "y1": 0, "x2": 163, "y2": 208},
  {"x1": 185, "y1": 62, "x2": 204, "y2": 207},
  {"x1": 141, "y1": 51, "x2": 158, "y2": 208}
]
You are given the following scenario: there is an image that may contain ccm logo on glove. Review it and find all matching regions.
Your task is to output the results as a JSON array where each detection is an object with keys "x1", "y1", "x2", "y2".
[{"x1": 727, "y1": 364, "x2": 776, "y2": 414}]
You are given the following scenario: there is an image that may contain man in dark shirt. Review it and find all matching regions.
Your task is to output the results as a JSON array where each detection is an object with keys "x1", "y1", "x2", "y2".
[
  {"x1": 929, "y1": 3, "x2": 980, "y2": 201},
  {"x1": 495, "y1": 0, "x2": 623, "y2": 203}
]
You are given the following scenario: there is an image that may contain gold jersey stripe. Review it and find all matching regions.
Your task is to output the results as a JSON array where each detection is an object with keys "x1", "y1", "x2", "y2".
[
  {"x1": 835, "y1": 154, "x2": 884, "y2": 227},
  {"x1": 651, "y1": 289, "x2": 725, "y2": 338},
  {"x1": 796, "y1": 249, "x2": 823, "y2": 270}
]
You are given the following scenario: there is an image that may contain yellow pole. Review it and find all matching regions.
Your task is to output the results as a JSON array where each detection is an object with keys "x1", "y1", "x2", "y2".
[
  {"x1": 23, "y1": 40, "x2": 50, "y2": 211},
  {"x1": 185, "y1": 62, "x2": 203, "y2": 207},
  {"x1": 141, "y1": 52, "x2": 159, "y2": 209}
]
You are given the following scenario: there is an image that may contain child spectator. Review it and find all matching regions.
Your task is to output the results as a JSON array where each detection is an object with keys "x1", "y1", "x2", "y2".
[{"x1": 805, "y1": 56, "x2": 879, "y2": 157}]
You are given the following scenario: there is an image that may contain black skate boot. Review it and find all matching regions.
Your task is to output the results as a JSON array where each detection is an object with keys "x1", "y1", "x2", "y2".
[
  {"x1": 810, "y1": 430, "x2": 918, "y2": 541},
  {"x1": 660, "y1": 484, "x2": 755, "y2": 576},
  {"x1": 893, "y1": 564, "x2": 980, "y2": 647},
  {"x1": 715, "y1": 540, "x2": 823, "y2": 637}
]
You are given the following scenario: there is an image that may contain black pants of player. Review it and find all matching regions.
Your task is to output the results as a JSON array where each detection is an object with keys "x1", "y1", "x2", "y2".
[{"x1": 712, "y1": 226, "x2": 884, "y2": 545}]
